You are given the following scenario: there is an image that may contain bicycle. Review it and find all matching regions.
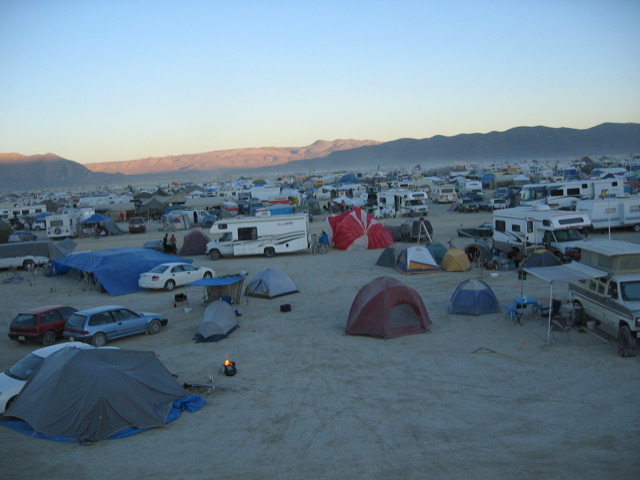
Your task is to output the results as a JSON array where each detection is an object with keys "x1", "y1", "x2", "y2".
[{"x1": 179, "y1": 374, "x2": 232, "y2": 398}]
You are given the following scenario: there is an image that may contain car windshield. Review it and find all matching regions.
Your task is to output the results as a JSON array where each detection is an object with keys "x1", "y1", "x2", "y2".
[
  {"x1": 149, "y1": 265, "x2": 170, "y2": 273},
  {"x1": 620, "y1": 281, "x2": 640, "y2": 302},
  {"x1": 5, "y1": 353, "x2": 44, "y2": 381},
  {"x1": 66, "y1": 313, "x2": 88, "y2": 330},
  {"x1": 12, "y1": 313, "x2": 37, "y2": 326}
]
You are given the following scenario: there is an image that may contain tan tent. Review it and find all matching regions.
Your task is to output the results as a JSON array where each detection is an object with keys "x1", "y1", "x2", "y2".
[{"x1": 441, "y1": 248, "x2": 471, "y2": 272}]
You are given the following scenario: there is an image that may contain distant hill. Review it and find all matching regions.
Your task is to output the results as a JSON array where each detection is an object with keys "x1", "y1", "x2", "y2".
[
  {"x1": 1, "y1": 123, "x2": 638, "y2": 192},
  {"x1": 84, "y1": 139, "x2": 381, "y2": 175},
  {"x1": 262, "y1": 123, "x2": 640, "y2": 174},
  {"x1": 0, "y1": 153, "x2": 128, "y2": 192}
]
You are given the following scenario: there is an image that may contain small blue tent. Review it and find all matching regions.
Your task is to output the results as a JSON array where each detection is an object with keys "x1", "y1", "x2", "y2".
[
  {"x1": 448, "y1": 279, "x2": 499, "y2": 316},
  {"x1": 52, "y1": 247, "x2": 192, "y2": 296}
]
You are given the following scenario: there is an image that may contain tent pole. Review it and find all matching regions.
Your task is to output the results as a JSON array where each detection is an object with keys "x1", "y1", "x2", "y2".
[{"x1": 547, "y1": 283, "x2": 553, "y2": 345}]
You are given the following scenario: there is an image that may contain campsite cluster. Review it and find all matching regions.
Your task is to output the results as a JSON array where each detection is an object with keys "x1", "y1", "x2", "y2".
[{"x1": 1, "y1": 161, "x2": 640, "y2": 479}]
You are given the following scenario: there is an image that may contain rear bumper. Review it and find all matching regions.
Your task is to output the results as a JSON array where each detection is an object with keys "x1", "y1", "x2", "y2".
[{"x1": 8, "y1": 332, "x2": 43, "y2": 342}]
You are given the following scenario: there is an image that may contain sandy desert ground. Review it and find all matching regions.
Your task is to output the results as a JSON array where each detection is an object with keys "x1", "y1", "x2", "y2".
[{"x1": 1, "y1": 203, "x2": 639, "y2": 480}]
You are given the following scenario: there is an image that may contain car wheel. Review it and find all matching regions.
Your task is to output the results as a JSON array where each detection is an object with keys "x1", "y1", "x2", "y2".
[
  {"x1": 264, "y1": 247, "x2": 275, "y2": 258},
  {"x1": 148, "y1": 319, "x2": 161, "y2": 334},
  {"x1": 209, "y1": 250, "x2": 221, "y2": 260},
  {"x1": 634, "y1": 224, "x2": 640, "y2": 233},
  {"x1": 619, "y1": 325, "x2": 634, "y2": 347},
  {"x1": 91, "y1": 332, "x2": 107, "y2": 347},
  {"x1": 203, "y1": 271, "x2": 213, "y2": 279},
  {"x1": 164, "y1": 280, "x2": 176, "y2": 291},
  {"x1": 42, "y1": 331, "x2": 56, "y2": 346},
  {"x1": 23, "y1": 259, "x2": 35, "y2": 271}
]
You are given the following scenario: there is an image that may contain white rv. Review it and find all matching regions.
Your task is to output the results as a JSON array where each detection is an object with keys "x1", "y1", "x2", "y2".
[
  {"x1": 568, "y1": 239, "x2": 640, "y2": 346},
  {"x1": 493, "y1": 204, "x2": 590, "y2": 260},
  {"x1": 206, "y1": 213, "x2": 310, "y2": 260},
  {"x1": 45, "y1": 212, "x2": 83, "y2": 238},
  {"x1": 430, "y1": 184, "x2": 458, "y2": 204},
  {"x1": 376, "y1": 190, "x2": 429, "y2": 217},
  {"x1": 519, "y1": 178, "x2": 625, "y2": 209},
  {"x1": 575, "y1": 196, "x2": 640, "y2": 232}
]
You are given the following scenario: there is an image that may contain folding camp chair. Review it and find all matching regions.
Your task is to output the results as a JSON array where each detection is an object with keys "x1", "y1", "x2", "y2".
[
  {"x1": 550, "y1": 315, "x2": 571, "y2": 342},
  {"x1": 504, "y1": 305, "x2": 524, "y2": 326}
]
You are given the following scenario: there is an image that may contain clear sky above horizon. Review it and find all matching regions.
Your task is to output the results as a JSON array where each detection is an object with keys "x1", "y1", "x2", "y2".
[{"x1": 1, "y1": 0, "x2": 638, "y2": 165}]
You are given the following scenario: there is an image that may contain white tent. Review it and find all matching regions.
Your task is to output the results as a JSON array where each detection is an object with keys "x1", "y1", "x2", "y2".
[{"x1": 524, "y1": 262, "x2": 607, "y2": 344}]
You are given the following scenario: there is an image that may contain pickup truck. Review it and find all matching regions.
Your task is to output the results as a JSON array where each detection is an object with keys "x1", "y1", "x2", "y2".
[
  {"x1": 457, "y1": 196, "x2": 488, "y2": 213},
  {"x1": 488, "y1": 198, "x2": 509, "y2": 210}
]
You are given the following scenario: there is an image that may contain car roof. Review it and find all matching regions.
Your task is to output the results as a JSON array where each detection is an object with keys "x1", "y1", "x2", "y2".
[
  {"x1": 155, "y1": 262, "x2": 190, "y2": 268},
  {"x1": 19, "y1": 305, "x2": 75, "y2": 315},
  {"x1": 73, "y1": 305, "x2": 127, "y2": 315},
  {"x1": 32, "y1": 342, "x2": 94, "y2": 358}
]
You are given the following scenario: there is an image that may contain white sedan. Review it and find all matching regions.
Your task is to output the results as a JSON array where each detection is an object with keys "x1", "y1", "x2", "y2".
[
  {"x1": 138, "y1": 262, "x2": 215, "y2": 291},
  {"x1": 0, "y1": 343, "x2": 94, "y2": 414}
]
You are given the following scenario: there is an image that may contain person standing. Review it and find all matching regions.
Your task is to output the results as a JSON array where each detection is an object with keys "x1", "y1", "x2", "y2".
[
  {"x1": 170, "y1": 234, "x2": 177, "y2": 254},
  {"x1": 163, "y1": 233, "x2": 169, "y2": 253}
]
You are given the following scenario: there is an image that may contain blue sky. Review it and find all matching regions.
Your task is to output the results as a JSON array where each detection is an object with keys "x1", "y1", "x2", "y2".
[{"x1": 1, "y1": 0, "x2": 638, "y2": 165}]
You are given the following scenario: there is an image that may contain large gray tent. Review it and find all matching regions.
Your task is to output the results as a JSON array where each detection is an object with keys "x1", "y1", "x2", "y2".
[
  {"x1": 194, "y1": 300, "x2": 238, "y2": 342},
  {"x1": 245, "y1": 268, "x2": 299, "y2": 299},
  {"x1": 4, "y1": 348, "x2": 190, "y2": 443}
]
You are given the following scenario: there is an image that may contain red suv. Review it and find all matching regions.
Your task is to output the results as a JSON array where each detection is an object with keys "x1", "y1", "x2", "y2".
[{"x1": 8, "y1": 305, "x2": 78, "y2": 346}]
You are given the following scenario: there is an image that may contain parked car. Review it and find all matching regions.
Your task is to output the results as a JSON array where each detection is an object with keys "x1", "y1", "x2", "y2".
[
  {"x1": 0, "y1": 343, "x2": 95, "y2": 413},
  {"x1": 8, "y1": 305, "x2": 78, "y2": 346},
  {"x1": 128, "y1": 217, "x2": 146, "y2": 234},
  {"x1": 142, "y1": 240, "x2": 164, "y2": 252},
  {"x1": 30, "y1": 219, "x2": 47, "y2": 231},
  {"x1": 138, "y1": 262, "x2": 215, "y2": 291},
  {"x1": 63, "y1": 305, "x2": 168, "y2": 347},
  {"x1": 8, "y1": 230, "x2": 38, "y2": 242},
  {"x1": 488, "y1": 198, "x2": 509, "y2": 210}
]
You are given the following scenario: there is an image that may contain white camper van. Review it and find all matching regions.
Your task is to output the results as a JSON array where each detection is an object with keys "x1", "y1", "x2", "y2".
[
  {"x1": 206, "y1": 213, "x2": 310, "y2": 260},
  {"x1": 45, "y1": 212, "x2": 83, "y2": 239},
  {"x1": 568, "y1": 240, "x2": 640, "y2": 346},
  {"x1": 493, "y1": 204, "x2": 590, "y2": 260},
  {"x1": 575, "y1": 196, "x2": 640, "y2": 232}
]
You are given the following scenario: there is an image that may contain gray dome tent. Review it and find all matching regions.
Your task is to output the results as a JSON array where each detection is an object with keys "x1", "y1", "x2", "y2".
[
  {"x1": 194, "y1": 300, "x2": 238, "y2": 343},
  {"x1": 245, "y1": 268, "x2": 299, "y2": 299}
]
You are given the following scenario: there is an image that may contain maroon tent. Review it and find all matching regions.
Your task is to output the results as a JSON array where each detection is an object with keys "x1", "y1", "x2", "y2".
[
  {"x1": 346, "y1": 276, "x2": 431, "y2": 339},
  {"x1": 327, "y1": 207, "x2": 393, "y2": 250}
]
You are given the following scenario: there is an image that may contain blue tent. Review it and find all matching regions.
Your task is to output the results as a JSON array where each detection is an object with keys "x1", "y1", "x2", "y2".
[
  {"x1": 448, "y1": 279, "x2": 499, "y2": 316},
  {"x1": 52, "y1": 247, "x2": 192, "y2": 296},
  {"x1": 81, "y1": 213, "x2": 111, "y2": 224}
]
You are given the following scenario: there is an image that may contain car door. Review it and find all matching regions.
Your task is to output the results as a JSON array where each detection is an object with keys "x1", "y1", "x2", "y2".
[
  {"x1": 180, "y1": 264, "x2": 201, "y2": 284},
  {"x1": 87, "y1": 311, "x2": 118, "y2": 339},
  {"x1": 169, "y1": 264, "x2": 187, "y2": 286},
  {"x1": 111, "y1": 308, "x2": 146, "y2": 337}
]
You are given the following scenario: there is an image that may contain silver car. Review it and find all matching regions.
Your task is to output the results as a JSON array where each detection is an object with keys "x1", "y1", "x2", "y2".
[{"x1": 63, "y1": 305, "x2": 168, "y2": 347}]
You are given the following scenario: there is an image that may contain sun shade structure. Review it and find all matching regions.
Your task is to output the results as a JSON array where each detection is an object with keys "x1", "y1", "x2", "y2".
[
  {"x1": 2, "y1": 348, "x2": 198, "y2": 443},
  {"x1": 394, "y1": 246, "x2": 441, "y2": 274},
  {"x1": 194, "y1": 300, "x2": 238, "y2": 343},
  {"x1": 189, "y1": 276, "x2": 245, "y2": 305},
  {"x1": 449, "y1": 279, "x2": 500, "y2": 315},
  {"x1": 346, "y1": 276, "x2": 431, "y2": 339},
  {"x1": 327, "y1": 207, "x2": 394, "y2": 250},
  {"x1": 245, "y1": 268, "x2": 299, "y2": 299},
  {"x1": 524, "y1": 262, "x2": 608, "y2": 344}
]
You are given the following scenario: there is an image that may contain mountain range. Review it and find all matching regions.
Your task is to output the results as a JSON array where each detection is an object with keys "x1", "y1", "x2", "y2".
[{"x1": 1, "y1": 122, "x2": 638, "y2": 192}]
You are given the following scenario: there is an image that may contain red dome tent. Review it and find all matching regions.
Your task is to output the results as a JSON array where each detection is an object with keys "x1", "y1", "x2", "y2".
[
  {"x1": 327, "y1": 207, "x2": 393, "y2": 250},
  {"x1": 346, "y1": 276, "x2": 431, "y2": 339}
]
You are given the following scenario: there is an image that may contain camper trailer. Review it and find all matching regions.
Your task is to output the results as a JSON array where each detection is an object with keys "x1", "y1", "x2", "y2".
[
  {"x1": 575, "y1": 196, "x2": 640, "y2": 232},
  {"x1": 568, "y1": 239, "x2": 640, "y2": 346},
  {"x1": 376, "y1": 190, "x2": 429, "y2": 217},
  {"x1": 206, "y1": 213, "x2": 310, "y2": 260},
  {"x1": 519, "y1": 178, "x2": 625, "y2": 209},
  {"x1": 45, "y1": 212, "x2": 83, "y2": 239},
  {"x1": 493, "y1": 205, "x2": 590, "y2": 260},
  {"x1": 430, "y1": 184, "x2": 458, "y2": 204}
]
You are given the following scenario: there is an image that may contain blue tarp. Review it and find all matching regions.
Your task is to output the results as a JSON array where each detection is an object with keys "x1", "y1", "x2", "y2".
[
  {"x1": 0, "y1": 395, "x2": 205, "y2": 442},
  {"x1": 52, "y1": 247, "x2": 192, "y2": 296},
  {"x1": 81, "y1": 213, "x2": 111, "y2": 223}
]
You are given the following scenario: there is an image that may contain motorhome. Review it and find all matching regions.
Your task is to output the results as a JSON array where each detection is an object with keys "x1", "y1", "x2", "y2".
[
  {"x1": 430, "y1": 184, "x2": 458, "y2": 204},
  {"x1": 492, "y1": 204, "x2": 590, "y2": 260},
  {"x1": 519, "y1": 178, "x2": 625, "y2": 209},
  {"x1": 457, "y1": 180, "x2": 484, "y2": 198},
  {"x1": 376, "y1": 190, "x2": 429, "y2": 217},
  {"x1": 575, "y1": 196, "x2": 640, "y2": 232},
  {"x1": 206, "y1": 213, "x2": 310, "y2": 260},
  {"x1": 568, "y1": 239, "x2": 640, "y2": 345}
]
